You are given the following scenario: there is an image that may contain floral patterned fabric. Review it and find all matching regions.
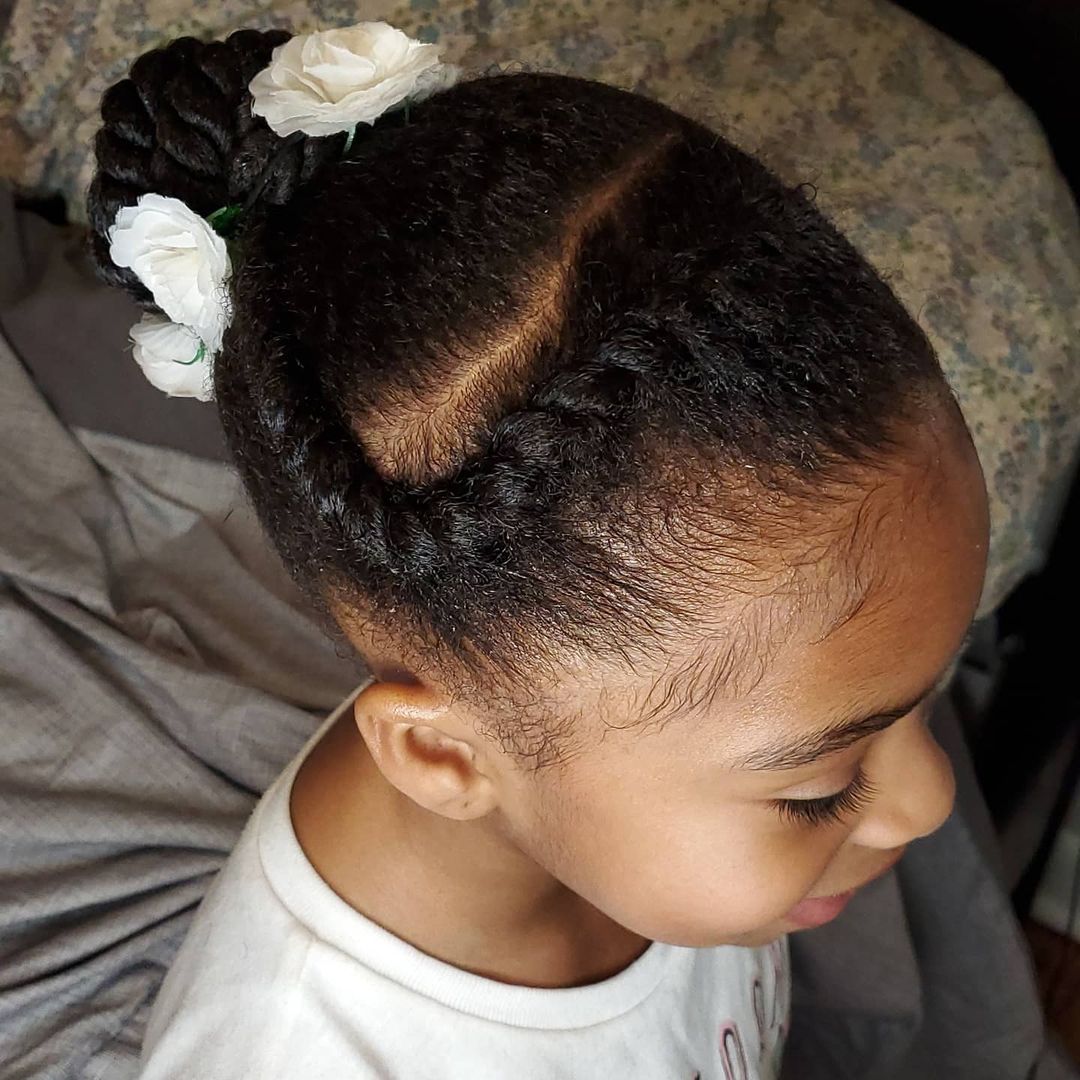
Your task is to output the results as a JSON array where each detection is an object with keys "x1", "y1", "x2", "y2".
[{"x1": 2, "y1": 0, "x2": 1079, "y2": 614}]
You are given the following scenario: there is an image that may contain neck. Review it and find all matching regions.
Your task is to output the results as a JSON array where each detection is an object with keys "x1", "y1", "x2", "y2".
[{"x1": 288, "y1": 709, "x2": 650, "y2": 988}]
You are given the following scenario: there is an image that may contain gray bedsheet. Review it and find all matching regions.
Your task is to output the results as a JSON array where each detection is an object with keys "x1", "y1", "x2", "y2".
[
  {"x1": 0, "y1": 189, "x2": 1076, "y2": 1077},
  {"x1": 0, "y1": 341, "x2": 364, "y2": 1078}
]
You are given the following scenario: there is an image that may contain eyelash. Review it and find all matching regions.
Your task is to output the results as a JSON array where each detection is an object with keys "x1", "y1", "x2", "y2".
[{"x1": 770, "y1": 766, "x2": 879, "y2": 828}]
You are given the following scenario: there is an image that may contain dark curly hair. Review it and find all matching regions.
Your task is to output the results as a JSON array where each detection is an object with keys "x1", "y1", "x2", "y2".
[{"x1": 86, "y1": 27, "x2": 953, "y2": 756}]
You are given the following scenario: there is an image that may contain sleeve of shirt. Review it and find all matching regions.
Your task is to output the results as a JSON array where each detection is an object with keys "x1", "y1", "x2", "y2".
[{"x1": 137, "y1": 906, "x2": 322, "y2": 1080}]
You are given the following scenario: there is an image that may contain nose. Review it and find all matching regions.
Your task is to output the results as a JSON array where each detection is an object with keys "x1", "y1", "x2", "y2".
[{"x1": 848, "y1": 709, "x2": 957, "y2": 850}]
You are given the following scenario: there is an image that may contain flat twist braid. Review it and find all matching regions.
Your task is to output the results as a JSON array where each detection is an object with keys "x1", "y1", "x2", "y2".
[{"x1": 221, "y1": 284, "x2": 678, "y2": 653}]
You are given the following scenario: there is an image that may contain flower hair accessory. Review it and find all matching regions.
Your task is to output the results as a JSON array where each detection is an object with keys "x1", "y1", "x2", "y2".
[
  {"x1": 109, "y1": 193, "x2": 232, "y2": 401},
  {"x1": 107, "y1": 21, "x2": 460, "y2": 401},
  {"x1": 249, "y1": 22, "x2": 460, "y2": 139}
]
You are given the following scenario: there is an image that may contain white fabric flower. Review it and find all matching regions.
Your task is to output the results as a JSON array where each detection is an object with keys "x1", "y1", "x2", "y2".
[
  {"x1": 129, "y1": 314, "x2": 214, "y2": 401},
  {"x1": 108, "y1": 193, "x2": 232, "y2": 353},
  {"x1": 249, "y1": 21, "x2": 461, "y2": 138}
]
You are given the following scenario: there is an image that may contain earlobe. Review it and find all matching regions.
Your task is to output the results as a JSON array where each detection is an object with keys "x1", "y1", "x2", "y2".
[{"x1": 352, "y1": 680, "x2": 498, "y2": 821}]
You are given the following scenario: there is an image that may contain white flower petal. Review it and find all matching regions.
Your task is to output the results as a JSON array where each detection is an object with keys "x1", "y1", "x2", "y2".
[
  {"x1": 249, "y1": 21, "x2": 456, "y2": 138},
  {"x1": 108, "y1": 193, "x2": 231, "y2": 350},
  {"x1": 129, "y1": 314, "x2": 214, "y2": 401},
  {"x1": 309, "y1": 48, "x2": 379, "y2": 99}
]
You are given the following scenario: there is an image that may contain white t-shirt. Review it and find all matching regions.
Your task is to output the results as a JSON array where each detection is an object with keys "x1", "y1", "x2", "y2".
[{"x1": 140, "y1": 694, "x2": 791, "y2": 1079}]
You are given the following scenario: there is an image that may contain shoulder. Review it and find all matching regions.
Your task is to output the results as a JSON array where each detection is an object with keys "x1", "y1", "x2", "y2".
[
  {"x1": 139, "y1": 799, "x2": 318, "y2": 1076},
  {"x1": 139, "y1": 920, "x2": 394, "y2": 1080},
  {"x1": 139, "y1": 973, "x2": 303, "y2": 1080}
]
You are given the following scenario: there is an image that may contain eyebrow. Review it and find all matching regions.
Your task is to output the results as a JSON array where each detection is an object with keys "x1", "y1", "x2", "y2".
[{"x1": 730, "y1": 627, "x2": 974, "y2": 773}]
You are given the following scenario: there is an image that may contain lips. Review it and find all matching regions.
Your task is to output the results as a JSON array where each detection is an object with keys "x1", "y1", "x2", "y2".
[
  {"x1": 785, "y1": 890, "x2": 857, "y2": 928},
  {"x1": 785, "y1": 848, "x2": 907, "y2": 929}
]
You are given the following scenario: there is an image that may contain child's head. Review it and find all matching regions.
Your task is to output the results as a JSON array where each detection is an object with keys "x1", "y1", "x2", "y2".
[{"x1": 87, "y1": 29, "x2": 989, "y2": 948}]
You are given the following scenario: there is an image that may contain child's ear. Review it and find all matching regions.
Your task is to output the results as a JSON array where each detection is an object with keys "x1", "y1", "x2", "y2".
[{"x1": 352, "y1": 680, "x2": 498, "y2": 821}]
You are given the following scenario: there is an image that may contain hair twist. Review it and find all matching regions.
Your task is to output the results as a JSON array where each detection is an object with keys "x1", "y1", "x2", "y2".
[{"x1": 86, "y1": 28, "x2": 343, "y2": 300}]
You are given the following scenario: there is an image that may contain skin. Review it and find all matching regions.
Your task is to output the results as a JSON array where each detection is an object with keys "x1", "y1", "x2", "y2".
[{"x1": 290, "y1": 400, "x2": 990, "y2": 989}]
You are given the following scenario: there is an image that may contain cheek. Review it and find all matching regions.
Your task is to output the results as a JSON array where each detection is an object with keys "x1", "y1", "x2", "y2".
[{"x1": 525, "y1": 779, "x2": 838, "y2": 947}]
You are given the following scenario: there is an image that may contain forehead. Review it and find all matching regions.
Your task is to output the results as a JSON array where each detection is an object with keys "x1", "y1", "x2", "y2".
[{"x1": 591, "y1": 410, "x2": 990, "y2": 760}]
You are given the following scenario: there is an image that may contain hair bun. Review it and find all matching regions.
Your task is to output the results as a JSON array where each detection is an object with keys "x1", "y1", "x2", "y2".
[{"x1": 85, "y1": 27, "x2": 337, "y2": 298}]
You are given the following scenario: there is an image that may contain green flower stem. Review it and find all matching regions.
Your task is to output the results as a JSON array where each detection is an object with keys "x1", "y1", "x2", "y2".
[{"x1": 175, "y1": 339, "x2": 207, "y2": 366}]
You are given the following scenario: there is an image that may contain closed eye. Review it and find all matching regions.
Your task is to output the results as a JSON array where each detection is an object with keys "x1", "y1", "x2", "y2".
[{"x1": 770, "y1": 765, "x2": 878, "y2": 828}]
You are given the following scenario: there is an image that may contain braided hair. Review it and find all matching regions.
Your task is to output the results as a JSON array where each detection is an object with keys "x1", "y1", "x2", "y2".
[{"x1": 86, "y1": 28, "x2": 951, "y2": 750}]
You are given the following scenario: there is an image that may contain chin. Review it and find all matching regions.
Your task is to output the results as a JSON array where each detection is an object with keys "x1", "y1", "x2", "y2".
[
  {"x1": 726, "y1": 924, "x2": 788, "y2": 948},
  {"x1": 657, "y1": 922, "x2": 787, "y2": 950}
]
